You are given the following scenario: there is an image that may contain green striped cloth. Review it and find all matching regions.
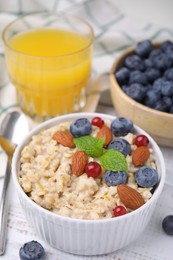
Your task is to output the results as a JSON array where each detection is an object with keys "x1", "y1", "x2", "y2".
[{"x1": 0, "y1": 0, "x2": 173, "y2": 158}]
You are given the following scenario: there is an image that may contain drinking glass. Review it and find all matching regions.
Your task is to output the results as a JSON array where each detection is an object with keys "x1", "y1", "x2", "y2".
[{"x1": 2, "y1": 12, "x2": 94, "y2": 122}]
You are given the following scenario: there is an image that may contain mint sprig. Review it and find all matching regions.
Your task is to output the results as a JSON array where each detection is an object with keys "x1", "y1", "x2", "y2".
[
  {"x1": 74, "y1": 136, "x2": 105, "y2": 158},
  {"x1": 100, "y1": 149, "x2": 128, "y2": 172}
]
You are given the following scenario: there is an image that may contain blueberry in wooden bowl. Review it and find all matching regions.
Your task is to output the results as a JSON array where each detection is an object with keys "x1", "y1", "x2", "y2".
[{"x1": 110, "y1": 39, "x2": 173, "y2": 147}]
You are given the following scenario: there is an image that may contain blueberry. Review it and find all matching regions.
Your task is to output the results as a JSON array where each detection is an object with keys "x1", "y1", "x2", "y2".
[
  {"x1": 149, "y1": 48, "x2": 162, "y2": 58},
  {"x1": 129, "y1": 70, "x2": 148, "y2": 85},
  {"x1": 161, "y1": 80, "x2": 173, "y2": 96},
  {"x1": 153, "y1": 99, "x2": 170, "y2": 112},
  {"x1": 115, "y1": 67, "x2": 130, "y2": 85},
  {"x1": 161, "y1": 41, "x2": 173, "y2": 60},
  {"x1": 19, "y1": 241, "x2": 45, "y2": 260},
  {"x1": 162, "y1": 215, "x2": 173, "y2": 235},
  {"x1": 105, "y1": 170, "x2": 127, "y2": 186},
  {"x1": 143, "y1": 89, "x2": 161, "y2": 108},
  {"x1": 144, "y1": 58, "x2": 153, "y2": 68},
  {"x1": 160, "y1": 40, "x2": 173, "y2": 52},
  {"x1": 169, "y1": 106, "x2": 173, "y2": 113},
  {"x1": 135, "y1": 40, "x2": 152, "y2": 58},
  {"x1": 111, "y1": 117, "x2": 134, "y2": 137},
  {"x1": 164, "y1": 68, "x2": 173, "y2": 81},
  {"x1": 122, "y1": 85, "x2": 129, "y2": 93},
  {"x1": 125, "y1": 83, "x2": 146, "y2": 102},
  {"x1": 124, "y1": 55, "x2": 145, "y2": 71},
  {"x1": 153, "y1": 78, "x2": 165, "y2": 94},
  {"x1": 145, "y1": 68, "x2": 161, "y2": 83},
  {"x1": 70, "y1": 118, "x2": 91, "y2": 137},
  {"x1": 135, "y1": 166, "x2": 159, "y2": 188},
  {"x1": 162, "y1": 96, "x2": 172, "y2": 108},
  {"x1": 108, "y1": 138, "x2": 131, "y2": 157},
  {"x1": 152, "y1": 53, "x2": 172, "y2": 71}
]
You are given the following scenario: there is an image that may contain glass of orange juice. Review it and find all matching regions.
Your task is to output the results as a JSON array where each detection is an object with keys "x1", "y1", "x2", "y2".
[{"x1": 2, "y1": 12, "x2": 94, "y2": 121}]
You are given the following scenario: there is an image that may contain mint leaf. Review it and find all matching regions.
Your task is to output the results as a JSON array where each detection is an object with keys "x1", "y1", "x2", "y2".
[
  {"x1": 100, "y1": 149, "x2": 128, "y2": 172},
  {"x1": 74, "y1": 136, "x2": 104, "y2": 157}
]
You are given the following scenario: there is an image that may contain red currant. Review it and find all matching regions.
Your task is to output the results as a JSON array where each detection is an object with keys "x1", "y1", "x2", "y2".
[
  {"x1": 85, "y1": 162, "x2": 101, "y2": 179},
  {"x1": 133, "y1": 134, "x2": 149, "y2": 147},
  {"x1": 113, "y1": 206, "x2": 127, "y2": 217},
  {"x1": 91, "y1": 117, "x2": 104, "y2": 128}
]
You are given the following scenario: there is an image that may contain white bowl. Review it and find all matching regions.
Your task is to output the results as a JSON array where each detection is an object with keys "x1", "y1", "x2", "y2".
[{"x1": 12, "y1": 112, "x2": 165, "y2": 256}]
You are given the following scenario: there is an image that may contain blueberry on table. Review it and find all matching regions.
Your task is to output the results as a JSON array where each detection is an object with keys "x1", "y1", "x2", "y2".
[
  {"x1": 108, "y1": 138, "x2": 131, "y2": 157},
  {"x1": 129, "y1": 70, "x2": 148, "y2": 85},
  {"x1": 70, "y1": 118, "x2": 91, "y2": 137},
  {"x1": 111, "y1": 117, "x2": 134, "y2": 137},
  {"x1": 105, "y1": 170, "x2": 127, "y2": 186},
  {"x1": 115, "y1": 67, "x2": 130, "y2": 85},
  {"x1": 135, "y1": 39, "x2": 152, "y2": 58},
  {"x1": 145, "y1": 68, "x2": 161, "y2": 83},
  {"x1": 19, "y1": 240, "x2": 45, "y2": 260},
  {"x1": 125, "y1": 83, "x2": 146, "y2": 102},
  {"x1": 124, "y1": 54, "x2": 145, "y2": 71},
  {"x1": 135, "y1": 166, "x2": 158, "y2": 188},
  {"x1": 162, "y1": 215, "x2": 173, "y2": 235}
]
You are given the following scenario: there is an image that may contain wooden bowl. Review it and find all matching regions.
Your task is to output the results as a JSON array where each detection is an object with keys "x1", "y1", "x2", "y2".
[{"x1": 110, "y1": 46, "x2": 173, "y2": 147}]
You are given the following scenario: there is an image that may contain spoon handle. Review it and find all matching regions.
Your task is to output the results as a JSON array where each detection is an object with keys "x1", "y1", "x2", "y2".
[{"x1": 0, "y1": 160, "x2": 11, "y2": 255}]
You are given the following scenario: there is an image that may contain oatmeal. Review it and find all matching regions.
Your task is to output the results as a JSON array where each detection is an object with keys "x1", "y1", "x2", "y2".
[{"x1": 19, "y1": 117, "x2": 158, "y2": 220}]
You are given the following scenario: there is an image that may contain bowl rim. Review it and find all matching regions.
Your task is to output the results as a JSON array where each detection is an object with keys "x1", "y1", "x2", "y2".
[
  {"x1": 110, "y1": 43, "x2": 173, "y2": 119},
  {"x1": 12, "y1": 112, "x2": 166, "y2": 224}
]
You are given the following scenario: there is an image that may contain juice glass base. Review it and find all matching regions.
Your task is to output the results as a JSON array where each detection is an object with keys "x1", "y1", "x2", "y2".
[{"x1": 16, "y1": 83, "x2": 87, "y2": 122}]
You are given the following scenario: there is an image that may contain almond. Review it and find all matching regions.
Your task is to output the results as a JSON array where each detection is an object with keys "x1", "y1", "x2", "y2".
[
  {"x1": 97, "y1": 125, "x2": 112, "y2": 146},
  {"x1": 72, "y1": 150, "x2": 88, "y2": 176},
  {"x1": 52, "y1": 130, "x2": 75, "y2": 148},
  {"x1": 117, "y1": 184, "x2": 145, "y2": 210},
  {"x1": 132, "y1": 146, "x2": 150, "y2": 166}
]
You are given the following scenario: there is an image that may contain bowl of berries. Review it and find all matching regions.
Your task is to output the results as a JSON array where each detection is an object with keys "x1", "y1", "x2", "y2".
[
  {"x1": 12, "y1": 112, "x2": 165, "y2": 255},
  {"x1": 110, "y1": 39, "x2": 173, "y2": 147}
]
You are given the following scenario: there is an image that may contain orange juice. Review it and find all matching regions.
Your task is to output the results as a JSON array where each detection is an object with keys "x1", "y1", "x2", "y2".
[{"x1": 5, "y1": 28, "x2": 93, "y2": 119}]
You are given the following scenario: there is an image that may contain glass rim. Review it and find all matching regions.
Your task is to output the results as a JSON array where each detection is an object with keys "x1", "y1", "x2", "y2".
[{"x1": 2, "y1": 11, "x2": 94, "y2": 58}]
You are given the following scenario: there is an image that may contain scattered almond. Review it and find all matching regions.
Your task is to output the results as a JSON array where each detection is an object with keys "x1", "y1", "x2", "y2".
[
  {"x1": 52, "y1": 130, "x2": 75, "y2": 148},
  {"x1": 117, "y1": 184, "x2": 145, "y2": 210},
  {"x1": 97, "y1": 125, "x2": 112, "y2": 146},
  {"x1": 132, "y1": 146, "x2": 150, "y2": 166},
  {"x1": 72, "y1": 150, "x2": 88, "y2": 176}
]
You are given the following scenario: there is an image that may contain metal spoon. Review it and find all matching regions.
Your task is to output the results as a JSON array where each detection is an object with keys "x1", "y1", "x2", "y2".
[{"x1": 0, "y1": 111, "x2": 29, "y2": 255}]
